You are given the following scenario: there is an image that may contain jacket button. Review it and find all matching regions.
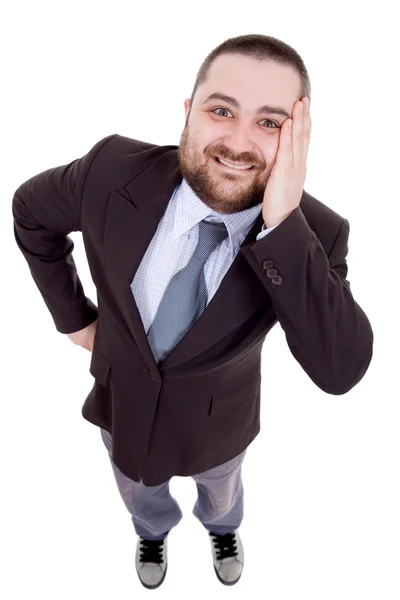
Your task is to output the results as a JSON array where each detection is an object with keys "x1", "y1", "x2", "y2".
[
  {"x1": 266, "y1": 268, "x2": 278, "y2": 278},
  {"x1": 262, "y1": 259, "x2": 274, "y2": 270},
  {"x1": 271, "y1": 275, "x2": 283, "y2": 285},
  {"x1": 150, "y1": 372, "x2": 159, "y2": 382}
]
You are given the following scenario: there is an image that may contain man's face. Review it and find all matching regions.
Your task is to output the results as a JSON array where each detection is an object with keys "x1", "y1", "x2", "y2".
[{"x1": 178, "y1": 53, "x2": 301, "y2": 215}]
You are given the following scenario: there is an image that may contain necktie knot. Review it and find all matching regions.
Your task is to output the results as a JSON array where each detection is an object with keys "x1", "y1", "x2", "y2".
[{"x1": 193, "y1": 219, "x2": 229, "y2": 261}]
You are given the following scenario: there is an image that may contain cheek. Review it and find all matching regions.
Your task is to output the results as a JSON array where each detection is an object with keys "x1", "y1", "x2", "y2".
[
  {"x1": 204, "y1": 139, "x2": 221, "y2": 159},
  {"x1": 264, "y1": 140, "x2": 280, "y2": 165},
  {"x1": 187, "y1": 127, "x2": 213, "y2": 155}
]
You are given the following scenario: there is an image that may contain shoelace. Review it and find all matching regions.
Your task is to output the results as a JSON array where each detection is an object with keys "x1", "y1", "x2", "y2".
[
  {"x1": 139, "y1": 538, "x2": 164, "y2": 564},
  {"x1": 210, "y1": 532, "x2": 238, "y2": 560}
]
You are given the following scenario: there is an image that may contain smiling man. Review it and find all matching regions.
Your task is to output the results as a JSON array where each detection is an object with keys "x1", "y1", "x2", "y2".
[
  {"x1": 179, "y1": 54, "x2": 298, "y2": 216},
  {"x1": 12, "y1": 34, "x2": 373, "y2": 591}
]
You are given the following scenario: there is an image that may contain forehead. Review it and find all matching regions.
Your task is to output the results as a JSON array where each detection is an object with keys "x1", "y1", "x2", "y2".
[{"x1": 198, "y1": 53, "x2": 300, "y2": 109}]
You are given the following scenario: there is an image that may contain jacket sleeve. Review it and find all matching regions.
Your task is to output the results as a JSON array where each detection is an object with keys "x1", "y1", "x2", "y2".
[
  {"x1": 12, "y1": 134, "x2": 117, "y2": 334},
  {"x1": 240, "y1": 206, "x2": 374, "y2": 395}
]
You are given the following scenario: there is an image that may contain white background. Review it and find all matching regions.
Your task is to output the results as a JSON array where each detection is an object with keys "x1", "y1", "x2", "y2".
[{"x1": 2, "y1": 1, "x2": 399, "y2": 598}]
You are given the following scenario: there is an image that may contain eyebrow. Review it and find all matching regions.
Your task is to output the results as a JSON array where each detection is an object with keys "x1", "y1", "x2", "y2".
[{"x1": 201, "y1": 92, "x2": 291, "y2": 119}]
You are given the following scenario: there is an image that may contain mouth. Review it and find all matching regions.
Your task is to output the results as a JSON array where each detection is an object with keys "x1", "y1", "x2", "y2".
[{"x1": 212, "y1": 155, "x2": 256, "y2": 171}]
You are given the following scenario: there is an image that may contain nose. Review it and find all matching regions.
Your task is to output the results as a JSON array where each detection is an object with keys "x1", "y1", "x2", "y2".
[{"x1": 221, "y1": 125, "x2": 257, "y2": 163}]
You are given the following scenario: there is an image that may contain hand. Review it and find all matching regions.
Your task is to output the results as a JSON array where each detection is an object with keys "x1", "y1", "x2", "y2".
[
  {"x1": 66, "y1": 318, "x2": 98, "y2": 352},
  {"x1": 262, "y1": 96, "x2": 311, "y2": 227}
]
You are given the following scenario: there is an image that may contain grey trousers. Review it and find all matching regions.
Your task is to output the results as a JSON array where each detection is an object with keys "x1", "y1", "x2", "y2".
[{"x1": 100, "y1": 428, "x2": 247, "y2": 541}]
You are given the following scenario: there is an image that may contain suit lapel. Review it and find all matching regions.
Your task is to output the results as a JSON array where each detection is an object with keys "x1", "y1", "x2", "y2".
[{"x1": 104, "y1": 148, "x2": 271, "y2": 373}]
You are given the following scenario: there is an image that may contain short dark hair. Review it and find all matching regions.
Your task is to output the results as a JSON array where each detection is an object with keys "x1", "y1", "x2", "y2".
[{"x1": 189, "y1": 33, "x2": 311, "y2": 109}]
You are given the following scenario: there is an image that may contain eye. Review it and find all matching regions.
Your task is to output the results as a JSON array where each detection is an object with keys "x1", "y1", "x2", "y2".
[
  {"x1": 212, "y1": 107, "x2": 233, "y2": 118},
  {"x1": 259, "y1": 119, "x2": 279, "y2": 129},
  {"x1": 211, "y1": 107, "x2": 279, "y2": 129}
]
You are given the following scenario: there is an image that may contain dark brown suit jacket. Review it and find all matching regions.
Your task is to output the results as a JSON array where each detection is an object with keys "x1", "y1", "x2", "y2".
[{"x1": 12, "y1": 133, "x2": 374, "y2": 486}]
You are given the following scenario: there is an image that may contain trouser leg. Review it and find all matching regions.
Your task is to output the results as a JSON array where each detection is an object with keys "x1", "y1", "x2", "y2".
[
  {"x1": 100, "y1": 428, "x2": 183, "y2": 540},
  {"x1": 191, "y1": 449, "x2": 247, "y2": 535}
]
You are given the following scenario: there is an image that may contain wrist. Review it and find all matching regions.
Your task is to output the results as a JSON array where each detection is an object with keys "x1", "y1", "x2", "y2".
[
  {"x1": 262, "y1": 220, "x2": 278, "y2": 229},
  {"x1": 262, "y1": 210, "x2": 293, "y2": 229}
]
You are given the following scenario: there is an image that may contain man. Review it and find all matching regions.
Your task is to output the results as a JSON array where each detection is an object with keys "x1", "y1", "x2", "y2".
[{"x1": 12, "y1": 34, "x2": 373, "y2": 590}]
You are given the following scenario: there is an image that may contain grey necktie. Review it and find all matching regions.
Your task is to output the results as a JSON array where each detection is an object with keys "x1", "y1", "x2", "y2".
[{"x1": 147, "y1": 219, "x2": 229, "y2": 364}]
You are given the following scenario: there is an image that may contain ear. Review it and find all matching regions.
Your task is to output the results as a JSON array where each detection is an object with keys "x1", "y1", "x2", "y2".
[{"x1": 184, "y1": 99, "x2": 191, "y2": 120}]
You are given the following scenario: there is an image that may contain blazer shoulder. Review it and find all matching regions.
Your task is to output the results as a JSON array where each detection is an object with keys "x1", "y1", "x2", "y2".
[
  {"x1": 301, "y1": 189, "x2": 345, "y2": 223},
  {"x1": 300, "y1": 189, "x2": 348, "y2": 256},
  {"x1": 87, "y1": 133, "x2": 178, "y2": 186},
  {"x1": 102, "y1": 133, "x2": 178, "y2": 158}
]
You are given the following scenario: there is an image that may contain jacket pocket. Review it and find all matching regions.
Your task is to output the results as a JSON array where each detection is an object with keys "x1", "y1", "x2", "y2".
[
  {"x1": 89, "y1": 345, "x2": 111, "y2": 386},
  {"x1": 210, "y1": 371, "x2": 261, "y2": 416}
]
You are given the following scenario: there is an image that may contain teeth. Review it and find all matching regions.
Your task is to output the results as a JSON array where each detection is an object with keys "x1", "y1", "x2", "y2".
[{"x1": 217, "y1": 157, "x2": 253, "y2": 170}]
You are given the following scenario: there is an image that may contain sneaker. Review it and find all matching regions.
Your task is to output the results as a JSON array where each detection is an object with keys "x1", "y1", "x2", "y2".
[
  {"x1": 135, "y1": 532, "x2": 168, "y2": 589},
  {"x1": 209, "y1": 529, "x2": 244, "y2": 585}
]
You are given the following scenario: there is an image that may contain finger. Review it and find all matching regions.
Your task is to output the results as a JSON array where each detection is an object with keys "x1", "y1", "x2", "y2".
[
  {"x1": 279, "y1": 117, "x2": 293, "y2": 165},
  {"x1": 292, "y1": 101, "x2": 303, "y2": 169},
  {"x1": 302, "y1": 98, "x2": 311, "y2": 162}
]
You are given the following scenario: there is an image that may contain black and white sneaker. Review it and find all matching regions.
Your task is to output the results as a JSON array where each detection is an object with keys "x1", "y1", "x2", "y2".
[
  {"x1": 209, "y1": 529, "x2": 244, "y2": 585},
  {"x1": 135, "y1": 533, "x2": 168, "y2": 589}
]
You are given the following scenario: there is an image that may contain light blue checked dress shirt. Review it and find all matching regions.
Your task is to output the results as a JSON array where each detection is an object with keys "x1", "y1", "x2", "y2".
[{"x1": 130, "y1": 178, "x2": 279, "y2": 334}]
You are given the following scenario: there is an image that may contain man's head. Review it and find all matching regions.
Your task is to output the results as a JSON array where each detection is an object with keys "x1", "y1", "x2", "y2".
[{"x1": 178, "y1": 34, "x2": 310, "y2": 215}]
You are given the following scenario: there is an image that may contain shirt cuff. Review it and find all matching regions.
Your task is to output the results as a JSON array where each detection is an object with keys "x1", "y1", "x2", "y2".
[{"x1": 256, "y1": 222, "x2": 281, "y2": 240}]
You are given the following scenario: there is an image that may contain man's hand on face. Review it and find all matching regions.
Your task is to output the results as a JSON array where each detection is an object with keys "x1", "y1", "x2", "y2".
[{"x1": 262, "y1": 96, "x2": 311, "y2": 228}]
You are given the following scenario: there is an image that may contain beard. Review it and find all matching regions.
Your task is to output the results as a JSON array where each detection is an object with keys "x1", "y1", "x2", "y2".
[{"x1": 178, "y1": 124, "x2": 270, "y2": 215}]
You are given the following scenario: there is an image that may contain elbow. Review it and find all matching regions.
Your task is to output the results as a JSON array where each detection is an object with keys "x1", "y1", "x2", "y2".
[{"x1": 322, "y1": 342, "x2": 374, "y2": 396}]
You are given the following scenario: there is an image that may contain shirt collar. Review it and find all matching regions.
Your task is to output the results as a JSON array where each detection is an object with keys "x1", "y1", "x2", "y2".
[{"x1": 171, "y1": 178, "x2": 262, "y2": 258}]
